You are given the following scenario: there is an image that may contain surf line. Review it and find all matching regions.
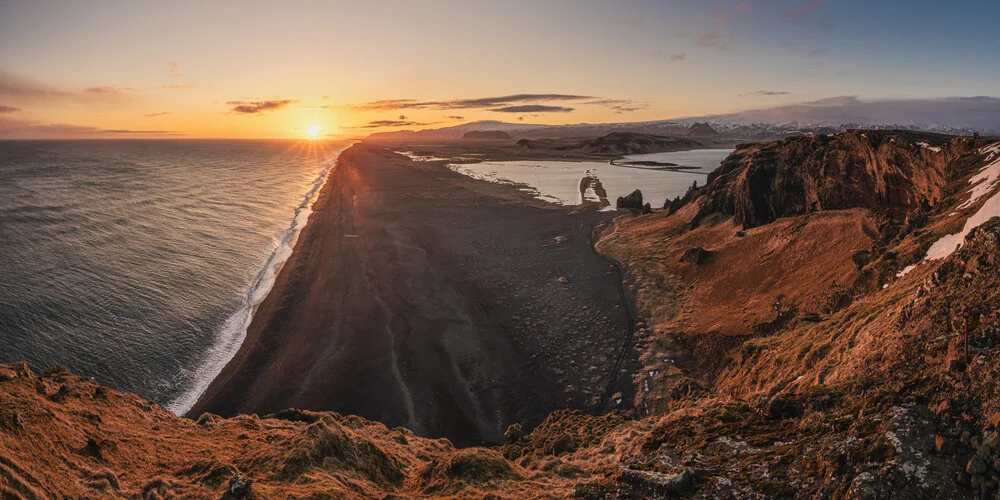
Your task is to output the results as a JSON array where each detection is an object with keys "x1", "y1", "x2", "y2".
[{"x1": 165, "y1": 146, "x2": 349, "y2": 415}]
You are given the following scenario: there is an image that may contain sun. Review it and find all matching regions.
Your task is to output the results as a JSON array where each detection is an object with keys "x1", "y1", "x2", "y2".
[{"x1": 306, "y1": 124, "x2": 321, "y2": 138}]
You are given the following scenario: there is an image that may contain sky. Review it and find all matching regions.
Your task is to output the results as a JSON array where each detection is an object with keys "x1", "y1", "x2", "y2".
[{"x1": 1, "y1": 0, "x2": 999, "y2": 139}]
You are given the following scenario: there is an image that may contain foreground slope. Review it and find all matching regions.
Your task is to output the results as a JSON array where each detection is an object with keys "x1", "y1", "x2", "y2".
[{"x1": 6, "y1": 131, "x2": 1000, "y2": 498}]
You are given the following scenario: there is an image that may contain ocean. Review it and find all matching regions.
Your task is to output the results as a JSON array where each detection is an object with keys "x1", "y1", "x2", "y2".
[{"x1": 0, "y1": 139, "x2": 346, "y2": 414}]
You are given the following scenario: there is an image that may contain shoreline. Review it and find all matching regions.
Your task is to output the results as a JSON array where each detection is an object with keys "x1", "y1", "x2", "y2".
[
  {"x1": 167, "y1": 145, "x2": 349, "y2": 415},
  {"x1": 188, "y1": 142, "x2": 641, "y2": 445}
]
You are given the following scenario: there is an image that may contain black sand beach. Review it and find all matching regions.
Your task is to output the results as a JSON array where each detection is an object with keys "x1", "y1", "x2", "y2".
[{"x1": 190, "y1": 143, "x2": 639, "y2": 445}]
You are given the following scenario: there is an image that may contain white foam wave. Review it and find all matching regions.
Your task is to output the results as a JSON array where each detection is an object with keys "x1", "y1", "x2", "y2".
[{"x1": 165, "y1": 148, "x2": 346, "y2": 415}]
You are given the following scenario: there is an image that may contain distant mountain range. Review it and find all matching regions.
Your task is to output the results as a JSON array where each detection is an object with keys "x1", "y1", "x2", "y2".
[{"x1": 366, "y1": 96, "x2": 1000, "y2": 141}]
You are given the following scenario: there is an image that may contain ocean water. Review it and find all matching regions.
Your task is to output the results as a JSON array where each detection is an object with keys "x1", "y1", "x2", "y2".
[
  {"x1": 0, "y1": 139, "x2": 346, "y2": 413},
  {"x1": 447, "y1": 148, "x2": 732, "y2": 209}
]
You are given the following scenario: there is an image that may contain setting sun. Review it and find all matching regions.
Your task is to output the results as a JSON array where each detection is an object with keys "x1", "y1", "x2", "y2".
[{"x1": 306, "y1": 124, "x2": 321, "y2": 138}]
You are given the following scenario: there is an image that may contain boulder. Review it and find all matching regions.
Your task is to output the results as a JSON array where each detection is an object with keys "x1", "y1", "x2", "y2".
[
  {"x1": 851, "y1": 250, "x2": 872, "y2": 269},
  {"x1": 616, "y1": 190, "x2": 644, "y2": 211},
  {"x1": 680, "y1": 247, "x2": 711, "y2": 265}
]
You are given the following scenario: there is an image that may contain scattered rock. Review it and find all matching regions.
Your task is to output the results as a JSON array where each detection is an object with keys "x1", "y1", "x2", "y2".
[
  {"x1": 619, "y1": 467, "x2": 696, "y2": 495},
  {"x1": 680, "y1": 247, "x2": 711, "y2": 265},
  {"x1": 934, "y1": 435, "x2": 954, "y2": 455},
  {"x1": 0, "y1": 367, "x2": 18, "y2": 382},
  {"x1": 990, "y1": 412, "x2": 1000, "y2": 429},
  {"x1": 222, "y1": 474, "x2": 252, "y2": 500},
  {"x1": 641, "y1": 202, "x2": 652, "y2": 215},
  {"x1": 616, "y1": 190, "x2": 644, "y2": 211},
  {"x1": 50, "y1": 384, "x2": 71, "y2": 403},
  {"x1": 967, "y1": 456, "x2": 987, "y2": 475},
  {"x1": 852, "y1": 249, "x2": 873, "y2": 269},
  {"x1": 948, "y1": 359, "x2": 967, "y2": 372},
  {"x1": 556, "y1": 276, "x2": 569, "y2": 284},
  {"x1": 198, "y1": 413, "x2": 221, "y2": 427},
  {"x1": 554, "y1": 236, "x2": 568, "y2": 244}
]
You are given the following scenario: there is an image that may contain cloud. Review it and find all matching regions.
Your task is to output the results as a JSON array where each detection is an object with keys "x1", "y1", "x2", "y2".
[
  {"x1": 144, "y1": 111, "x2": 173, "y2": 117},
  {"x1": 227, "y1": 99, "x2": 295, "y2": 114},
  {"x1": 398, "y1": 114, "x2": 407, "y2": 120},
  {"x1": 0, "y1": 105, "x2": 20, "y2": 114},
  {"x1": 742, "y1": 90, "x2": 791, "y2": 96},
  {"x1": 445, "y1": 115, "x2": 464, "y2": 120},
  {"x1": 160, "y1": 83, "x2": 195, "y2": 90},
  {"x1": 585, "y1": 99, "x2": 649, "y2": 113},
  {"x1": 670, "y1": 53, "x2": 687, "y2": 61},
  {"x1": 168, "y1": 60, "x2": 183, "y2": 78},
  {"x1": 83, "y1": 86, "x2": 137, "y2": 94},
  {"x1": 0, "y1": 115, "x2": 183, "y2": 139},
  {"x1": 100, "y1": 129, "x2": 180, "y2": 134},
  {"x1": 782, "y1": 1, "x2": 825, "y2": 21},
  {"x1": 0, "y1": 70, "x2": 73, "y2": 99},
  {"x1": 488, "y1": 105, "x2": 574, "y2": 113},
  {"x1": 346, "y1": 119, "x2": 440, "y2": 129},
  {"x1": 696, "y1": 32, "x2": 735, "y2": 50},
  {"x1": 711, "y1": 1, "x2": 750, "y2": 20},
  {"x1": 351, "y1": 94, "x2": 592, "y2": 111}
]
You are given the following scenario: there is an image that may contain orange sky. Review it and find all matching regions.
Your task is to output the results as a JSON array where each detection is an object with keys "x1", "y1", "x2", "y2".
[{"x1": 2, "y1": 1, "x2": 999, "y2": 139}]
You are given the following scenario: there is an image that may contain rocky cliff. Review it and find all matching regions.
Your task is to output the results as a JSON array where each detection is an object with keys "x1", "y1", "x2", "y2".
[{"x1": 694, "y1": 130, "x2": 982, "y2": 228}]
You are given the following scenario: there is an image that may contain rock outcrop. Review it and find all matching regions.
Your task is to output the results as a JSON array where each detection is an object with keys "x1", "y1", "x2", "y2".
[
  {"x1": 616, "y1": 189, "x2": 645, "y2": 211},
  {"x1": 694, "y1": 130, "x2": 974, "y2": 229}
]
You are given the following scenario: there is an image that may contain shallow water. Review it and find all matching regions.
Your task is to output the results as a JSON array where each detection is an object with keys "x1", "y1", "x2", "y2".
[
  {"x1": 0, "y1": 139, "x2": 346, "y2": 413},
  {"x1": 448, "y1": 148, "x2": 732, "y2": 209}
]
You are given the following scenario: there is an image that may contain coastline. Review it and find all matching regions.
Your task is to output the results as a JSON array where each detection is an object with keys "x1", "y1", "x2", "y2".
[
  {"x1": 167, "y1": 145, "x2": 348, "y2": 415},
  {"x1": 188, "y1": 142, "x2": 641, "y2": 445}
]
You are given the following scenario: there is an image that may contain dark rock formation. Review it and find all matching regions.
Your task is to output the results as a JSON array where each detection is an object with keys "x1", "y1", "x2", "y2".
[
  {"x1": 694, "y1": 131, "x2": 977, "y2": 229},
  {"x1": 852, "y1": 249, "x2": 873, "y2": 269},
  {"x1": 680, "y1": 247, "x2": 711, "y2": 264},
  {"x1": 582, "y1": 132, "x2": 701, "y2": 155},
  {"x1": 617, "y1": 190, "x2": 644, "y2": 211}
]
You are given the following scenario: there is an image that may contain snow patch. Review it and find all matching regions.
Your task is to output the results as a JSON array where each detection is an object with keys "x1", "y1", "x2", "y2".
[
  {"x1": 923, "y1": 143, "x2": 1000, "y2": 261},
  {"x1": 917, "y1": 142, "x2": 941, "y2": 152},
  {"x1": 896, "y1": 264, "x2": 917, "y2": 278}
]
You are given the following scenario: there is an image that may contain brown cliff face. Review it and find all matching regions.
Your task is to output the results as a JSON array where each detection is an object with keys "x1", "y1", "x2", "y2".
[{"x1": 696, "y1": 131, "x2": 977, "y2": 229}]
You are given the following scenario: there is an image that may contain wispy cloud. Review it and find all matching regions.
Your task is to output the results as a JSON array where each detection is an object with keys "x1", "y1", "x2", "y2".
[
  {"x1": 696, "y1": 32, "x2": 735, "y2": 50},
  {"x1": 346, "y1": 119, "x2": 440, "y2": 129},
  {"x1": 83, "y1": 86, "x2": 137, "y2": 94},
  {"x1": 168, "y1": 60, "x2": 183, "y2": 78},
  {"x1": 100, "y1": 129, "x2": 180, "y2": 134},
  {"x1": 144, "y1": 111, "x2": 173, "y2": 117},
  {"x1": 0, "y1": 105, "x2": 20, "y2": 114},
  {"x1": 159, "y1": 83, "x2": 195, "y2": 90},
  {"x1": 711, "y1": 1, "x2": 750, "y2": 20},
  {"x1": 351, "y1": 94, "x2": 592, "y2": 111},
  {"x1": 585, "y1": 98, "x2": 650, "y2": 113},
  {"x1": 782, "y1": 1, "x2": 825, "y2": 21},
  {"x1": 0, "y1": 115, "x2": 183, "y2": 139},
  {"x1": 670, "y1": 53, "x2": 687, "y2": 61},
  {"x1": 489, "y1": 105, "x2": 574, "y2": 113},
  {"x1": 227, "y1": 99, "x2": 295, "y2": 114},
  {"x1": 445, "y1": 115, "x2": 464, "y2": 120},
  {"x1": 0, "y1": 70, "x2": 72, "y2": 99},
  {"x1": 741, "y1": 90, "x2": 791, "y2": 96}
]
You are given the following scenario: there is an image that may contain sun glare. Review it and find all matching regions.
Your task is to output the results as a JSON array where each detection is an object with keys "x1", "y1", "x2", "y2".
[{"x1": 306, "y1": 124, "x2": 321, "y2": 138}]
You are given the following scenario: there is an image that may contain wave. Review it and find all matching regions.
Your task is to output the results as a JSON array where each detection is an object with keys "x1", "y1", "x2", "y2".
[{"x1": 164, "y1": 148, "x2": 345, "y2": 415}]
